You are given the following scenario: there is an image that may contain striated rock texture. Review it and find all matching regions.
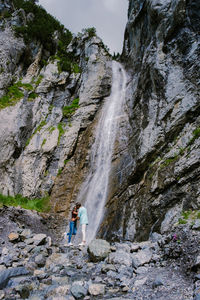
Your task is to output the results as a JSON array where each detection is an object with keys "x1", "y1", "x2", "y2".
[
  {"x1": 99, "y1": 0, "x2": 200, "y2": 241},
  {"x1": 0, "y1": 1, "x2": 112, "y2": 212}
]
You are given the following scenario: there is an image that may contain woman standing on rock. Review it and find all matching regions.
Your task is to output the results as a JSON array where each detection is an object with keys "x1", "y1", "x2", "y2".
[{"x1": 65, "y1": 205, "x2": 78, "y2": 246}]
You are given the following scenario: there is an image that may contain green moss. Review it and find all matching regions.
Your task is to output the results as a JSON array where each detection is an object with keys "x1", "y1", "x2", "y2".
[
  {"x1": 25, "y1": 120, "x2": 46, "y2": 147},
  {"x1": 62, "y1": 98, "x2": 79, "y2": 118},
  {"x1": 160, "y1": 154, "x2": 178, "y2": 169},
  {"x1": 34, "y1": 75, "x2": 43, "y2": 86},
  {"x1": 34, "y1": 120, "x2": 46, "y2": 134},
  {"x1": 188, "y1": 127, "x2": 200, "y2": 146},
  {"x1": 57, "y1": 168, "x2": 62, "y2": 176},
  {"x1": 0, "y1": 193, "x2": 50, "y2": 212},
  {"x1": 28, "y1": 92, "x2": 38, "y2": 100},
  {"x1": 48, "y1": 126, "x2": 55, "y2": 133},
  {"x1": 64, "y1": 159, "x2": 69, "y2": 165},
  {"x1": 72, "y1": 63, "x2": 80, "y2": 74},
  {"x1": 48, "y1": 105, "x2": 54, "y2": 113},
  {"x1": 57, "y1": 122, "x2": 65, "y2": 145},
  {"x1": 0, "y1": 81, "x2": 35, "y2": 109},
  {"x1": 178, "y1": 218, "x2": 187, "y2": 225},
  {"x1": 42, "y1": 138, "x2": 47, "y2": 147}
]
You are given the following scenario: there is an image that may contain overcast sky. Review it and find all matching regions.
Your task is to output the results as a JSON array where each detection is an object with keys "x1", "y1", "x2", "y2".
[{"x1": 38, "y1": 0, "x2": 128, "y2": 54}]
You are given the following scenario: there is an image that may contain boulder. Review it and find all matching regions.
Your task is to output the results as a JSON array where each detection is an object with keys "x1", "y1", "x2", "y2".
[
  {"x1": 70, "y1": 284, "x2": 87, "y2": 299},
  {"x1": 108, "y1": 250, "x2": 132, "y2": 267},
  {"x1": 88, "y1": 283, "x2": 105, "y2": 296},
  {"x1": 32, "y1": 234, "x2": 47, "y2": 246},
  {"x1": 88, "y1": 239, "x2": 111, "y2": 262},
  {"x1": 132, "y1": 249, "x2": 153, "y2": 268}
]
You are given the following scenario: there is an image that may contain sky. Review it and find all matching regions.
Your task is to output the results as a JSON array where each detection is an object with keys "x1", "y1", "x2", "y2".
[{"x1": 38, "y1": 0, "x2": 128, "y2": 54}]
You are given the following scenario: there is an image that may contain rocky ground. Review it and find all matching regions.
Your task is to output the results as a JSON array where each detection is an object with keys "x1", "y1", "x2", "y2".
[{"x1": 0, "y1": 208, "x2": 200, "y2": 299}]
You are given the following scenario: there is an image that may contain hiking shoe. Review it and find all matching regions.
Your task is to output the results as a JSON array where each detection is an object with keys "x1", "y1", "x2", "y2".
[{"x1": 78, "y1": 241, "x2": 86, "y2": 246}]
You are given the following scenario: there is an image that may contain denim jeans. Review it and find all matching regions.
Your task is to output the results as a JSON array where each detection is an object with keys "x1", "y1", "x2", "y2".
[{"x1": 68, "y1": 221, "x2": 77, "y2": 243}]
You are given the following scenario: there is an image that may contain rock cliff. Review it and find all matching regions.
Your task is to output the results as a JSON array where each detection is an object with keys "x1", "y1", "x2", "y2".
[
  {"x1": 0, "y1": 0, "x2": 112, "y2": 214},
  {"x1": 99, "y1": 0, "x2": 200, "y2": 241},
  {"x1": 0, "y1": 0, "x2": 199, "y2": 244}
]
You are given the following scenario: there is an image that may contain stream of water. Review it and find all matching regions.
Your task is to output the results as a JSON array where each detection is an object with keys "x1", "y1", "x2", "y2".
[{"x1": 75, "y1": 61, "x2": 127, "y2": 244}]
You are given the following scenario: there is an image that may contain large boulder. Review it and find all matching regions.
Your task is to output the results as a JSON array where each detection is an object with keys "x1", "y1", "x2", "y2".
[{"x1": 87, "y1": 239, "x2": 111, "y2": 262}]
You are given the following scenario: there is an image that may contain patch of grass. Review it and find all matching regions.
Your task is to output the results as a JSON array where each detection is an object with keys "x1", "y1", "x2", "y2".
[
  {"x1": 48, "y1": 126, "x2": 55, "y2": 133},
  {"x1": 42, "y1": 138, "x2": 47, "y2": 147},
  {"x1": 28, "y1": 92, "x2": 38, "y2": 100},
  {"x1": 48, "y1": 105, "x2": 54, "y2": 113},
  {"x1": 62, "y1": 98, "x2": 79, "y2": 118},
  {"x1": 25, "y1": 120, "x2": 47, "y2": 147},
  {"x1": 72, "y1": 63, "x2": 80, "y2": 74},
  {"x1": 160, "y1": 154, "x2": 178, "y2": 169},
  {"x1": 0, "y1": 81, "x2": 34, "y2": 109},
  {"x1": 34, "y1": 75, "x2": 43, "y2": 86},
  {"x1": 57, "y1": 168, "x2": 62, "y2": 176},
  {"x1": 64, "y1": 159, "x2": 69, "y2": 165},
  {"x1": 34, "y1": 120, "x2": 47, "y2": 134},
  {"x1": 178, "y1": 218, "x2": 187, "y2": 225},
  {"x1": 57, "y1": 122, "x2": 65, "y2": 145},
  {"x1": 188, "y1": 127, "x2": 200, "y2": 146},
  {"x1": 0, "y1": 194, "x2": 50, "y2": 212}
]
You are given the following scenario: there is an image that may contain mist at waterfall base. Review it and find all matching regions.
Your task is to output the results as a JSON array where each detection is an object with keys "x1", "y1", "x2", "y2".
[{"x1": 75, "y1": 61, "x2": 127, "y2": 244}]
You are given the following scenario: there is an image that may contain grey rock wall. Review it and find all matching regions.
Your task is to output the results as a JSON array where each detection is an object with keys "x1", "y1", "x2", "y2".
[
  {"x1": 99, "y1": 0, "x2": 200, "y2": 241},
  {"x1": 0, "y1": 9, "x2": 112, "y2": 201}
]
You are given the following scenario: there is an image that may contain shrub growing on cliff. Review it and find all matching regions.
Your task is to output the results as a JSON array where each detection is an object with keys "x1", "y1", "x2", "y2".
[
  {"x1": 62, "y1": 98, "x2": 79, "y2": 118},
  {"x1": 0, "y1": 194, "x2": 50, "y2": 212},
  {"x1": 13, "y1": 0, "x2": 73, "y2": 60}
]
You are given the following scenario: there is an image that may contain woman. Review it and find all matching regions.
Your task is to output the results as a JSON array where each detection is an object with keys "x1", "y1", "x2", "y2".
[{"x1": 66, "y1": 205, "x2": 78, "y2": 246}]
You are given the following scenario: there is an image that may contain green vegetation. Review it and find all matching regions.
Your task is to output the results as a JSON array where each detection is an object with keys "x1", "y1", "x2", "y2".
[
  {"x1": 13, "y1": 0, "x2": 72, "y2": 55},
  {"x1": 178, "y1": 218, "x2": 187, "y2": 225},
  {"x1": 25, "y1": 119, "x2": 46, "y2": 147},
  {"x1": 57, "y1": 122, "x2": 65, "y2": 145},
  {"x1": 0, "y1": 81, "x2": 34, "y2": 109},
  {"x1": 48, "y1": 126, "x2": 55, "y2": 133},
  {"x1": 64, "y1": 159, "x2": 69, "y2": 165},
  {"x1": 83, "y1": 27, "x2": 96, "y2": 38},
  {"x1": 62, "y1": 98, "x2": 79, "y2": 118},
  {"x1": 42, "y1": 138, "x2": 47, "y2": 147},
  {"x1": 57, "y1": 168, "x2": 62, "y2": 176},
  {"x1": 188, "y1": 127, "x2": 200, "y2": 146},
  {"x1": 34, "y1": 120, "x2": 46, "y2": 134},
  {"x1": 160, "y1": 154, "x2": 178, "y2": 169},
  {"x1": 28, "y1": 92, "x2": 38, "y2": 100},
  {"x1": 178, "y1": 210, "x2": 200, "y2": 225},
  {"x1": 0, "y1": 193, "x2": 50, "y2": 212},
  {"x1": 12, "y1": 0, "x2": 82, "y2": 73}
]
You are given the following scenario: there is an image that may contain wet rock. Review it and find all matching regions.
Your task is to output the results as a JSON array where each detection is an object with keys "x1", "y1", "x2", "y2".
[
  {"x1": 132, "y1": 249, "x2": 153, "y2": 268},
  {"x1": 88, "y1": 283, "x2": 105, "y2": 296},
  {"x1": 88, "y1": 239, "x2": 111, "y2": 262}
]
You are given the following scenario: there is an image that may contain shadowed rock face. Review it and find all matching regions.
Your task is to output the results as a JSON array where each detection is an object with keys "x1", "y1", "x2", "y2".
[{"x1": 99, "y1": 0, "x2": 200, "y2": 241}]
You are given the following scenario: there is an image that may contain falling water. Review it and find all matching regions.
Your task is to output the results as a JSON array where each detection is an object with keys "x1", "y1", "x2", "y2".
[{"x1": 76, "y1": 61, "x2": 127, "y2": 243}]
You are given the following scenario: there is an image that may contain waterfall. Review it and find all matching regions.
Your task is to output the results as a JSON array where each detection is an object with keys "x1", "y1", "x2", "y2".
[{"x1": 76, "y1": 61, "x2": 127, "y2": 243}]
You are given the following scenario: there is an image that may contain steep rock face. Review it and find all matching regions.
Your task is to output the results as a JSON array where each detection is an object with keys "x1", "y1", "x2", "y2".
[
  {"x1": 100, "y1": 0, "x2": 200, "y2": 241},
  {"x1": 0, "y1": 4, "x2": 112, "y2": 204}
]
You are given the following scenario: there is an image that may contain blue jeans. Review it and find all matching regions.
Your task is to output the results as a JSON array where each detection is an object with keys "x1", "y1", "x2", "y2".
[{"x1": 67, "y1": 221, "x2": 77, "y2": 243}]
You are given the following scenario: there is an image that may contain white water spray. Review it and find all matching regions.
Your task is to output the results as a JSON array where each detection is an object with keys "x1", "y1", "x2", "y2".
[{"x1": 76, "y1": 61, "x2": 127, "y2": 243}]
